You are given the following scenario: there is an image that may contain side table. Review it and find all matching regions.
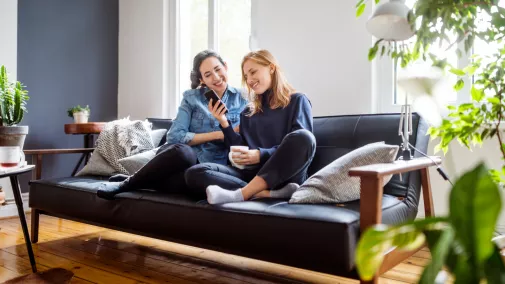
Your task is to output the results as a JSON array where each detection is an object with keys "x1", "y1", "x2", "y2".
[
  {"x1": 0, "y1": 165, "x2": 37, "y2": 272},
  {"x1": 64, "y1": 122, "x2": 105, "y2": 175}
]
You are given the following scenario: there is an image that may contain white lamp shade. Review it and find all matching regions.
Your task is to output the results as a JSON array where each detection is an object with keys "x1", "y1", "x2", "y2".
[
  {"x1": 397, "y1": 65, "x2": 450, "y2": 126},
  {"x1": 366, "y1": 1, "x2": 414, "y2": 41}
]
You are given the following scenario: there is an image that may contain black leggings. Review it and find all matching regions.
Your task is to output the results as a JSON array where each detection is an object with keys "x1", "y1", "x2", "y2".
[
  {"x1": 123, "y1": 143, "x2": 197, "y2": 193},
  {"x1": 184, "y1": 129, "x2": 316, "y2": 198}
]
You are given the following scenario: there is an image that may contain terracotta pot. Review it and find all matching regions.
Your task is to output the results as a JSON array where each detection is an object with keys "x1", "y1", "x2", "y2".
[{"x1": 0, "y1": 126, "x2": 29, "y2": 149}]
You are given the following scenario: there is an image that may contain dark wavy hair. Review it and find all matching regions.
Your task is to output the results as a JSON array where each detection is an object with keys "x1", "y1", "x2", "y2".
[{"x1": 190, "y1": 50, "x2": 226, "y2": 89}]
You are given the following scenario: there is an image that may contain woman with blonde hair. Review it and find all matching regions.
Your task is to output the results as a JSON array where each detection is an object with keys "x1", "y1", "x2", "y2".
[{"x1": 185, "y1": 50, "x2": 316, "y2": 204}]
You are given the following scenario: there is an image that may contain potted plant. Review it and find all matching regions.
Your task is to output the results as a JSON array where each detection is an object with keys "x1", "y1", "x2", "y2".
[
  {"x1": 0, "y1": 65, "x2": 29, "y2": 149},
  {"x1": 67, "y1": 105, "x2": 90, "y2": 123}
]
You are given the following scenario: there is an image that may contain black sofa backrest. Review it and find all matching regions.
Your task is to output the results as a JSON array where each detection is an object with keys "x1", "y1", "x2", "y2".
[{"x1": 148, "y1": 113, "x2": 429, "y2": 210}]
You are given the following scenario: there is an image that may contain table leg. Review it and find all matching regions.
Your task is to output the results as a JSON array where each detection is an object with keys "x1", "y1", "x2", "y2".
[
  {"x1": 84, "y1": 134, "x2": 94, "y2": 164},
  {"x1": 71, "y1": 154, "x2": 86, "y2": 176},
  {"x1": 10, "y1": 175, "x2": 37, "y2": 273}
]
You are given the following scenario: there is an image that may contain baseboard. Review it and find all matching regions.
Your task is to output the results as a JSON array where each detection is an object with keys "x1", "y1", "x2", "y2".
[{"x1": 0, "y1": 193, "x2": 30, "y2": 218}]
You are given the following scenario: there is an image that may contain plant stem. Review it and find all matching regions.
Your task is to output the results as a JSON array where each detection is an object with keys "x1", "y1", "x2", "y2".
[{"x1": 496, "y1": 89, "x2": 505, "y2": 161}]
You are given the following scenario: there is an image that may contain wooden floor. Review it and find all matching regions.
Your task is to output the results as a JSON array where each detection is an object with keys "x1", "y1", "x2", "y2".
[{"x1": 0, "y1": 214, "x2": 433, "y2": 284}]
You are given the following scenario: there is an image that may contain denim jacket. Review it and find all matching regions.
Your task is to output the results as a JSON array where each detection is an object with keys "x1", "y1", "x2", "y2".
[{"x1": 166, "y1": 86, "x2": 248, "y2": 165}]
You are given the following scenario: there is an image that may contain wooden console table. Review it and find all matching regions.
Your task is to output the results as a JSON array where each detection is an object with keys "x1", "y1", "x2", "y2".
[{"x1": 64, "y1": 122, "x2": 105, "y2": 175}]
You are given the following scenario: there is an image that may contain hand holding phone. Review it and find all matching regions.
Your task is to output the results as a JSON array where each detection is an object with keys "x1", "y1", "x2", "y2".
[
  {"x1": 205, "y1": 89, "x2": 229, "y2": 127},
  {"x1": 204, "y1": 89, "x2": 228, "y2": 114}
]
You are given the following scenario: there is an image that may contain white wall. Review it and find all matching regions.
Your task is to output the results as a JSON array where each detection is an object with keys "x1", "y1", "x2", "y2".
[
  {"x1": 118, "y1": 0, "x2": 165, "y2": 120},
  {"x1": 251, "y1": 0, "x2": 372, "y2": 117}
]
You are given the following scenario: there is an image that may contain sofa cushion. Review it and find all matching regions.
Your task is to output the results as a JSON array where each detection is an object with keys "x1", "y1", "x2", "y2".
[
  {"x1": 290, "y1": 142, "x2": 399, "y2": 204},
  {"x1": 29, "y1": 176, "x2": 411, "y2": 276}
]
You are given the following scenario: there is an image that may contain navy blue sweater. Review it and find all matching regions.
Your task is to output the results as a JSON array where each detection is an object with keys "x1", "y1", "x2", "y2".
[{"x1": 221, "y1": 91, "x2": 313, "y2": 164}]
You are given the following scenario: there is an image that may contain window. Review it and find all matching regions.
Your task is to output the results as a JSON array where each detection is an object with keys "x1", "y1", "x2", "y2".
[
  {"x1": 178, "y1": 0, "x2": 251, "y2": 96},
  {"x1": 219, "y1": 0, "x2": 251, "y2": 88}
]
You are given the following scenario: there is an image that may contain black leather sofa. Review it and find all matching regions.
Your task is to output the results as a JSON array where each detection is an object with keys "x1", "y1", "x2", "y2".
[{"x1": 28, "y1": 113, "x2": 435, "y2": 282}]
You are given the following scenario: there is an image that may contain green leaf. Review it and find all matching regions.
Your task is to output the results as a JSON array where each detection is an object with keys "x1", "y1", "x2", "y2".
[
  {"x1": 454, "y1": 79, "x2": 464, "y2": 91},
  {"x1": 368, "y1": 46, "x2": 378, "y2": 61},
  {"x1": 355, "y1": 225, "x2": 391, "y2": 281},
  {"x1": 391, "y1": 226, "x2": 426, "y2": 251},
  {"x1": 485, "y1": 245, "x2": 505, "y2": 283},
  {"x1": 356, "y1": 3, "x2": 366, "y2": 17},
  {"x1": 471, "y1": 86, "x2": 485, "y2": 102},
  {"x1": 419, "y1": 228, "x2": 455, "y2": 284},
  {"x1": 450, "y1": 68, "x2": 466, "y2": 76},
  {"x1": 449, "y1": 163, "x2": 502, "y2": 269}
]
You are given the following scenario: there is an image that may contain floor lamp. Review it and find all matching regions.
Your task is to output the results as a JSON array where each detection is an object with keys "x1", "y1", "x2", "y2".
[{"x1": 366, "y1": 0, "x2": 415, "y2": 160}]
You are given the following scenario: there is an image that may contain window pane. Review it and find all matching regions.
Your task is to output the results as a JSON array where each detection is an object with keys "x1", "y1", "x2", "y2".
[
  {"x1": 219, "y1": 0, "x2": 251, "y2": 89},
  {"x1": 180, "y1": 0, "x2": 208, "y2": 91},
  {"x1": 473, "y1": 0, "x2": 505, "y2": 83}
]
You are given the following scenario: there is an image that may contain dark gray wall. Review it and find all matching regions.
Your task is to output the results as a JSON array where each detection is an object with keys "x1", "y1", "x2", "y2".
[{"x1": 18, "y1": 0, "x2": 118, "y2": 192}]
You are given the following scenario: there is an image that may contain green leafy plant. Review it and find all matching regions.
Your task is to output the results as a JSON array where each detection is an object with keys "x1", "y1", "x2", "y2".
[
  {"x1": 67, "y1": 105, "x2": 90, "y2": 118},
  {"x1": 357, "y1": 0, "x2": 505, "y2": 185},
  {"x1": 0, "y1": 65, "x2": 29, "y2": 126},
  {"x1": 356, "y1": 164, "x2": 505, "y2": 282}
]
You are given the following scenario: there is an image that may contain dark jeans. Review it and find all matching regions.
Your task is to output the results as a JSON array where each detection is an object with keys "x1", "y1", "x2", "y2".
[
  {"x1": 123, "y1": 143, "x2": 197, "y2": 194},
  {"x1": 185, "y1": 129, "x2": 316, "y2": 198}
]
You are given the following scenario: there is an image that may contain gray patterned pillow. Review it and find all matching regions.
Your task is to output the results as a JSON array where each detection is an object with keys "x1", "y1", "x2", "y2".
[
  {"x1": 150, "y1": 129, "x2": 167, "y2": 147},
  {"x1": 118, "y1": 147, "x2": 158, "y2": 175},
  {"x1": 289, "y1": 142, "x2": 399, "y2": 204},
  {"x1": 76, "y1": 150, "x2": 118, "y2": 177}
]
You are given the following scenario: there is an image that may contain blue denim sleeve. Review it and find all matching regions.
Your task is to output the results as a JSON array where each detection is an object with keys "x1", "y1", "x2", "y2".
[{"x1": 166, "y1": 94, "x2": 195, "y2": 144}]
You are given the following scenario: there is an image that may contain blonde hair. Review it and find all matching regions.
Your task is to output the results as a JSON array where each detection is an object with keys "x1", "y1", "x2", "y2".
[{"x1": 241, "y1": 50, "x2": 295, "y2": 116}]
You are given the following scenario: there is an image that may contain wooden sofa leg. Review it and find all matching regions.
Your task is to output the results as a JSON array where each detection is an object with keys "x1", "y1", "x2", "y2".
[
  {"x1": 359, "y1": 176, "x2": 383, "y2": 284},
  {"x1": 31, "y1": 209, "x2": 40, "y2": 243},
  {"x1": 421, "y1": 168, "x2": 435, "y2": 217}
]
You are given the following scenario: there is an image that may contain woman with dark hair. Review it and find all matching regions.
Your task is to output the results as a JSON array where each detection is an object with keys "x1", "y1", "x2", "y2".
[
  {"x1": 185, "y1": 50, "x2": 316, "y2": 204},
  {"x1": 97, "y1": 50, "x2": 248, "y2": 200}
]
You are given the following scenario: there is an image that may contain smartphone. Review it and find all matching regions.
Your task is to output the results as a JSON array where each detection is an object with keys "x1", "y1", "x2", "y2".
[{"x1": 204, "y1": 89, "x2": 228, "y2": 114}]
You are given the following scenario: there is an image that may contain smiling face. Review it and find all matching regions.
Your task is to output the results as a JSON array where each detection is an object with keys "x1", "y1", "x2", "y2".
[
  {"x1": 199, "y1": 57, "x2": 228, "y2": 95},
  {"x1": 242, "y1": 59, "x2": 273, "y2": 95}
]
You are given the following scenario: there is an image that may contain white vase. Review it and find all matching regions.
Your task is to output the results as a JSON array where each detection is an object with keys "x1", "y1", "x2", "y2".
[{"x1": 73, "y1": 111, "x2": 89, "y2": 123}]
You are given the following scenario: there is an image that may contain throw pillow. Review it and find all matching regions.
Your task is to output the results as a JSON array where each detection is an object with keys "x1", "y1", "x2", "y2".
[
  {"x1": 118, "y1": 147, "x2": 159, "y2": 175},
  {"x1": 97, "y1": 119, "x2": 154, "y2": 174},
  {"x1": 150, "y1": 129, "x2": 167, "y2": 147},
  {"x1": 76, "y1": 150, "x2": 118, "y2": 177},
  {"x1": 289, "y1": 142, "x2": 399, "y2": 204}
]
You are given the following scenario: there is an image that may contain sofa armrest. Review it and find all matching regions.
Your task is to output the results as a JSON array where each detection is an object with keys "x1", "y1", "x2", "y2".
[
  {"x1": 350, "y1": 157, "x2": 441, "y2": 284},
  {"x1": 24, "y1": 148, "x2": 95, "y2": 180},
  {"x1": 349, "y1": 156, "x2": 441, "y2": 233},
  {"x1": 348, "y1": 156, "x2": 441, "y2": 178}
]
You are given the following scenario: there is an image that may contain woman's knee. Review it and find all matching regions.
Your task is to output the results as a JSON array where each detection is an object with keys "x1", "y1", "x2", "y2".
[
  {"x1": 158, "y1": 143, "x2": 197, "y2": 168},
  {"x1": 284, "y1": 129, "x2": 316, "y2": 150},
  {"x1": 184, "y1": 163, "x2": 212, "y2": 188}
]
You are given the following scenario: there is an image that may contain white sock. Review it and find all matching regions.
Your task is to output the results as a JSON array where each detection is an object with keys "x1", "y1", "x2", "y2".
[
  {"x1": 270, "y1": 183, "x2": 300, "y2": 198},
  {"x1": 206, "y1": 185, "x2": 244, "y2": 204}
]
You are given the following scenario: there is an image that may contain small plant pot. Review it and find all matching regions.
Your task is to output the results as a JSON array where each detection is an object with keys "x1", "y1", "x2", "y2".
[{"x1": 73, "y1": 111, "x2": 89, "y2": 123}]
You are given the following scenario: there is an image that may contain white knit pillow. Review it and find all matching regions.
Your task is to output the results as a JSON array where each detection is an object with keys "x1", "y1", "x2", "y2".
[{"x1": 289, "y1": 142, "x2": 399, "y2": 204}]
